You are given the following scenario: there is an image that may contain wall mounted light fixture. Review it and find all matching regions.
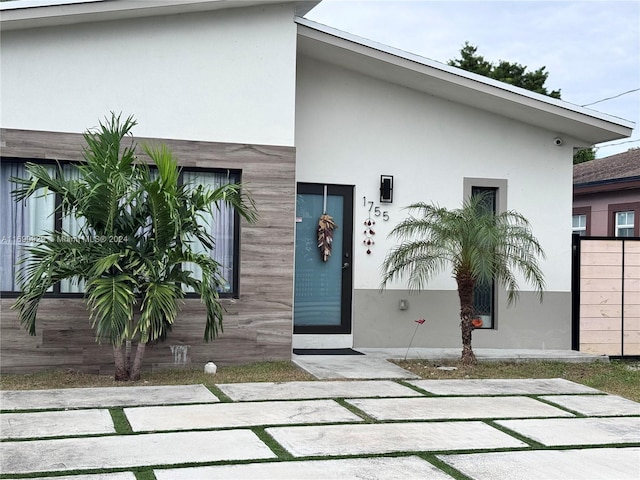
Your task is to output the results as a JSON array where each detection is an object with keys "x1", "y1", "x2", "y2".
[
  {"x1": 380, "y1": 175, "x2": 393, "y2": 203},
  {"x1": 399, "y1": 298, "x2": 409, "y2": 310}
]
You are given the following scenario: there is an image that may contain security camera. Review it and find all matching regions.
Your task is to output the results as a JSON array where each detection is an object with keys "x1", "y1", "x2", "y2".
[{"x1": 553, "y1": 137, "x2": 564, "y2": 146}]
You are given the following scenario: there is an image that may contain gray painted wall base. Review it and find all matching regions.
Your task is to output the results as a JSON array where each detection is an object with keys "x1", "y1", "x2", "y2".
[{"x1": 353, "y1": 290, "x2": 571, "y2": 350}]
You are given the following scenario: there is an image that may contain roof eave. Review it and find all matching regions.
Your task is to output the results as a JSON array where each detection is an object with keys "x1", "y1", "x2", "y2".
[
  {"x1": 0, "y1": 0, "x2": 319, "y2": 30},
  {"x1": 574, "y1": 176, "x2": 640, "y2": 195},
  {"x1": 296, "y1": 18, "x2": 634, "y2": 145}
]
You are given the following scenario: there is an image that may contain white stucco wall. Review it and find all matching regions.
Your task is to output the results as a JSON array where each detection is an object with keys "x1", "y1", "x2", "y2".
[
  {"x1": 295, "y1": 56, "x2": 575, "y2": 294},
  {"x1": 0, "y1": 4, "x2": 298, "y2": 146}
]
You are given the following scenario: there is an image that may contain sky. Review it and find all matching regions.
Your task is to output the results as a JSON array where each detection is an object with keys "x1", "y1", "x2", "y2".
[{"x1": 304, "y1": 0, "x2": 640, "y2": 158}]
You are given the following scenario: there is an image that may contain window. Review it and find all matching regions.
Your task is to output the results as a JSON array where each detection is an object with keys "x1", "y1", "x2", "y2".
[
  {"x1": 471, "y1": 185, "x2": 497, "y2": 329},
  {"x1": 0, "y1": 159, "x2": 240, "y2": 296},
  {"x1": 0, "y1": 162, "x2": 55, "y2": 292},
  {"x1": 615, "y1": 211, "x2": 634, "y2": 237},
  {"x1": 464, "y1": 177, "x2": 507, "y2": 330},
  {"x1": 608, "y1": 202, "x2": 640, "y2": 238},
  {"x1": 572, "y1": 215, "x2": 587, "y2": 235},
  {"x1": 182, "y1": 170, "x2": 238, "y2": 294},
  {"x1": 572, "y1": 207, "x2": 590, "y2": 237}
]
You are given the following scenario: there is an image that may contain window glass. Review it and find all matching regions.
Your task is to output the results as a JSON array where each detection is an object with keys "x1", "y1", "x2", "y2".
[
  {"x1": 0, "y1": 162, "x2": 56, "y2": 291},
  {"x1": 572, "y1": 214, "x2": 587, "y2": 236},
  {"x1": 182, "y1": 171, "x2": 237, "y2": 294},
  {"x1": 616, "y1": 211, "x2": 634, "y2": 237},
  {"x1": 2, "y1": 161, "x2": 239, "y2": 296},
  {"x1": 470, "y1": 186, "x2": 496, "y2": 329},
  {"x1": 60, "y1": 164, "x2": 87, "y2": 293}
]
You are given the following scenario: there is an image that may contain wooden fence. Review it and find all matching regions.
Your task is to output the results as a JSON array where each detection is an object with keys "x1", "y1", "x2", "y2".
[{"x1": 572, "y1": 236, "x2": 640, "y2": 356}]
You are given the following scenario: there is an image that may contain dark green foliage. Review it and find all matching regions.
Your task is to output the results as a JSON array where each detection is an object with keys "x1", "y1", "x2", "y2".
[
  {"x1": 449, "y1": 42, "x2": 561, "y2": 98},
  {"x1": 573, "y1": 148, "x2": 597, "y2": 164}
]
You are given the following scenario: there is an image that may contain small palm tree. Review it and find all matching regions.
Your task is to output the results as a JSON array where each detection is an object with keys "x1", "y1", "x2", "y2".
[
  {"x1": 381, "y1": 195, "x2": 545, "y2": 365},
  {"x1": 11, "y1": 114, "x2": 257, "y2": 380}
]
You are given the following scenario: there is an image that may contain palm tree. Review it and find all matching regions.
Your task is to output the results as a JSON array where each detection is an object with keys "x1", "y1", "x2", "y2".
[
  {"x1": 381, "y1": 194, "x2": 545, "y2": 365},
  {"x1": 11, "y1": 114, "x2": 257, "y2": 380}
]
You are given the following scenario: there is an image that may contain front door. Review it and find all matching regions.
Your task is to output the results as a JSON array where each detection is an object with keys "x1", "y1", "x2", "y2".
[{"x1": 294, "y1": 183, "x2": 353, "y2": 336}]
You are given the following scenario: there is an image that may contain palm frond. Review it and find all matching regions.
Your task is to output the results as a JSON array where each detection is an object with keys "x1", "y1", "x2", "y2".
[
  {"x1": 382, "y1": 195, "x2": 545, "y2": 304},
  {"x1": 86, "y1": 274, "x2": 136, "y2": 345},
  {"x1": 138, "y1": 281, "x2": 182, "y2": 343}
]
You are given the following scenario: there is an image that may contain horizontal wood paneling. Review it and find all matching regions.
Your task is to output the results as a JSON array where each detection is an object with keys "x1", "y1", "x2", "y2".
[
  {"x1": 579, "y1": 238, "x2": 640, "y2": 357},
  {"x1": 1, "y1": 128, "x2": 296, "y2": 374}
]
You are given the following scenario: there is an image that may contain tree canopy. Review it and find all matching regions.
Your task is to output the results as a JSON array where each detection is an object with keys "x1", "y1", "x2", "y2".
[{"x1": 448, "y1": 42, "x2": 561, "y2": 98}]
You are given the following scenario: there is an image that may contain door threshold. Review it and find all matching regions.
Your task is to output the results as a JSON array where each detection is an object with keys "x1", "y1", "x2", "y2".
[{"x1": 292, "y1": 334, "x2": 353, "y2": 349}]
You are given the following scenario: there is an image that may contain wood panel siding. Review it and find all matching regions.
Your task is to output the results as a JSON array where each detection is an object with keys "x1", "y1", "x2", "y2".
[
  {"x1": 578, "y1": 238, "x2": 640, "y2": 356},
  {"x1": 0, "y1": 128, "x2": 296, "y2": 374}
]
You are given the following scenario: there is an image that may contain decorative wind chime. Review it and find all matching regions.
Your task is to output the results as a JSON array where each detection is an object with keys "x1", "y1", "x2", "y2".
[
  {"x1": 317, "y1": 185, "x2": 337, "y2": 262},
  {"x1": 363, "y1": 215, "x2": 375, "y2": 254}
]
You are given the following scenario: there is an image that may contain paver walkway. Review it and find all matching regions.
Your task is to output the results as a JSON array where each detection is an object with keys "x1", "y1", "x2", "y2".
[{"x1": 1, "y1": 379, "x2": 638, "y2": 479}]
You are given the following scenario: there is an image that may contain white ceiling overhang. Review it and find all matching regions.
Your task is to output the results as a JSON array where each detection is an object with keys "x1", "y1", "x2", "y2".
[
  {"x1": 0, "y1": 0, "x2": 319, "y2": 30},
  {"x1": 296, "y1": 18, "x2": 634, "y2": 146}
]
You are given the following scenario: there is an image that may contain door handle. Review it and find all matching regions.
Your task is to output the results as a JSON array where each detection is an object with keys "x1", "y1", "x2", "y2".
[{"x1": 342, "y1": 262, "x2": 350, "y2": 269}]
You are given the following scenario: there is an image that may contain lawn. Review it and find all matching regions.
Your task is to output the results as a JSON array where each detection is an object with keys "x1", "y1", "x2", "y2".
[{"x1": 1, "y1": 359, "x2": 638, "y2": 402}]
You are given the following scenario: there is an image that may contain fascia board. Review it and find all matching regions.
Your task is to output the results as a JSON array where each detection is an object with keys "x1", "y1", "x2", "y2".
[
  {"x1": 296, "y1": 17, "x2": 634, "y2": 144},
  {"x1": 0, "y1": 0, "x2": 306, "y2": 30}
]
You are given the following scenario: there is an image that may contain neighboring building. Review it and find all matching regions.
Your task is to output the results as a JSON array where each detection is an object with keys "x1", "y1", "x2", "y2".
[
  {"x1": 0, "y1": 0, "x2": 634, "y2": 373},
  {"x1": 573, "y1": 149, "x2": 640, "y2": 237}
]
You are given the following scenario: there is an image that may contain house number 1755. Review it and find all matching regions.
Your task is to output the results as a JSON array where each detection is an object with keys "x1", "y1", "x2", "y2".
[{"x1": 363, "y1": 197, "x2": 389, "y2": 221}]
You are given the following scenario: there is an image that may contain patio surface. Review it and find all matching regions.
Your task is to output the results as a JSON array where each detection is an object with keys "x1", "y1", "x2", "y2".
[{"x1": 1, "y1": 352, "x2": 638, "y2": 479}]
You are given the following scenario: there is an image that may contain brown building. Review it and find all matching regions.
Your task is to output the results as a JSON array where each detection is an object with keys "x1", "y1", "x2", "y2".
[{"x1": 573, "y1": 149, "x2": 640, "y2": 237}]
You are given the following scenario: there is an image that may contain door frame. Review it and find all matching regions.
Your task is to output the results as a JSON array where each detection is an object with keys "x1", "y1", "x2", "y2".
[{"x1": 293, "y1": 182, "x2": 354, "y2": 335}]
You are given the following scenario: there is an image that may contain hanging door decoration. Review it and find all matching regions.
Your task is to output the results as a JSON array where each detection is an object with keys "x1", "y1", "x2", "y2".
[
  {"x1": 317, "y1": 185, "x2": 338, "y2": 262},
  {"x1": 363, "y1": 216, "x2": 375, "y2": 254}
]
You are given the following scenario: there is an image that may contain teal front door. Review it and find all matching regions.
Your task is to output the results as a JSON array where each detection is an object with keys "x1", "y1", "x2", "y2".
[{"x1": 294, "y1": 183, "x2": 353, "y2": 334}]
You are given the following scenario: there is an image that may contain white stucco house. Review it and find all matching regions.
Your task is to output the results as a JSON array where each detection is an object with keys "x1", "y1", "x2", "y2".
[{"x1": 0, "y1": 0, "x2": 633, "y2": 373}]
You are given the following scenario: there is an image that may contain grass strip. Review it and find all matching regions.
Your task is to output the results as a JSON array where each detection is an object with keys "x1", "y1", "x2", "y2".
[
  {"x1": 251, "y1": 427, "x2": 294, "y2": 460},
  {"x1": 110, "y1": 407, "x2": 133, "y2": 434},
  {"x1": 135, "y1": 470, "x2": 157, "y2": 480}
]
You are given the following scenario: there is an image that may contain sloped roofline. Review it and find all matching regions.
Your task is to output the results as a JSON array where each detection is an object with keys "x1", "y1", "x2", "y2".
[
  {"x1": 296, "y1": 17, "x2": 634, "y2": 145},
  {"x1": 0, "y1": 0, "x2": 319, "y2": 29}
]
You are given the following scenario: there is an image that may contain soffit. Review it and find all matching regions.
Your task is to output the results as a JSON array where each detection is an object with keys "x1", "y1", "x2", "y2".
[
  {"x1": 296, "y1": 20, "x2": 633, "y2": 145},
  {"x1": 0, "y1": 0, "x2": 319, "y2": 30}
]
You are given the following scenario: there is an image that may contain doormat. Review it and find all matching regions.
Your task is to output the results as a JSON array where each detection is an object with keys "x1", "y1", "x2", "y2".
[{"x1": 293, "y1": 348, "x2": 364, "y2": 355}]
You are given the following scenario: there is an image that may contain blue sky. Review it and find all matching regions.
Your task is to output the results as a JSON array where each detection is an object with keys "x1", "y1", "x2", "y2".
[{"x1": 305, "y1": 0, "x2": 640, "y2": 158}]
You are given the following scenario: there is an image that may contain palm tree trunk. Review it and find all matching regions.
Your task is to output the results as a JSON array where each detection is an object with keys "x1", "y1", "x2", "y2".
[
  {"x1": 125, "y1": 339, "x2": 132, "y2": 377},
  {"x1": 113, "y1": 345, "x2": 129, "y2": 381},
  {"x1": 130, "y1": 342, "x2": 147, "y2": 381},
  {"x1": 456, "y1": 273, "x2": 477, "y2": 366}
]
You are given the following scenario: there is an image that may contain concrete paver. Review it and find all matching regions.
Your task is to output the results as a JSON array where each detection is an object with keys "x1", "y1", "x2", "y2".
[
  {"x1": 358, "y1": 347, "x2": 606, "y2": 363},
  {"x1": 0, "y1": 384, "x2": 218, "y2": 411},
  {"x1": 217, "y1": 380, "x2": 422, "y2": 401},
  {"x1": 0, "y1": 430, "x2": 276, "y2": 475},
  {"x1": 19, "y1": 474, "x2": 136, "y2": 480},
  {"x1": 124, "y1": 399, "x2": 363, "y2": 432},
  {"x1": 346, "y1": 396, "x2": 574, "y2": 421},
  {"x1": 1, "y1": 409, "x2": 115, "y2": 439},
  {"x1": 497, "y1": 417, "x2": 640, "y2": 446},
  {"x1": 439, "y1": 447, "x2": 640, "y2": 480},
  {"x1": 265, "y1": 421, "x2": 527, "y2": 457},
  {"x1": 154, "y1": 456, "x2": 455, "y2": 480},
  {"x1": 540, "y1": 394, "x2": 640, "y2": 416},
  {"x1": 407, "y1": 378, "x2": 603, "y2": 395},
  {"x1": 292, "y1": 356, "x2": 420, "y2": 379}
]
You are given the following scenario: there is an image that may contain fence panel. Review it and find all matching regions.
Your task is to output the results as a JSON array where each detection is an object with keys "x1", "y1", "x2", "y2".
[{"x1": 574, "y1": 237, "x2": 640, "y2": 357}]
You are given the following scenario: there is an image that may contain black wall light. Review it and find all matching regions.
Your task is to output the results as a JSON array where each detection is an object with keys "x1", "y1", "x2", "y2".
[{"x1": 380, "y1": 175, "x2": 393, "y2": 203}]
